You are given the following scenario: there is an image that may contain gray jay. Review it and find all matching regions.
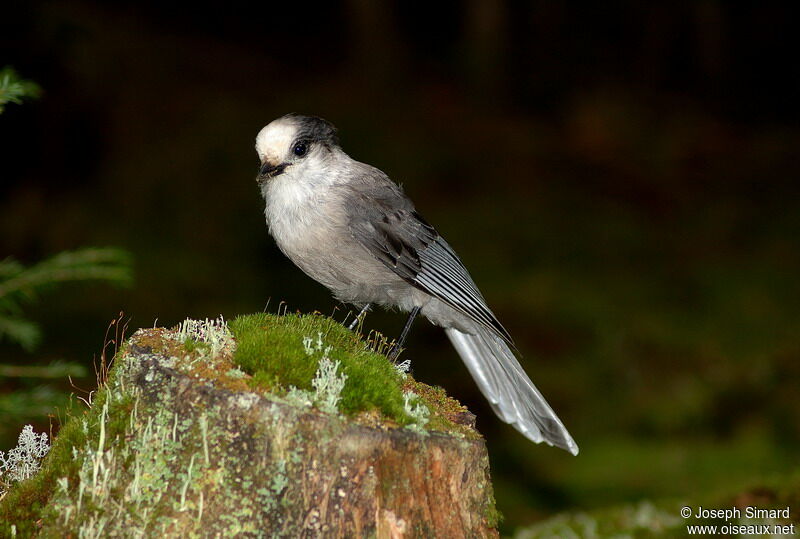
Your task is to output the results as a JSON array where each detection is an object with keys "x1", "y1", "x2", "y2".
[{"x1": 255, "y1": 113, "x2": 578, "y2": 455}]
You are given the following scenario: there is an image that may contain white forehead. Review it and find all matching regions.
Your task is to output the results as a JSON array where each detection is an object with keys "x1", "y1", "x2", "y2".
[{"x1": 255, "y1": 118, "x2": 298, "y2": 161}]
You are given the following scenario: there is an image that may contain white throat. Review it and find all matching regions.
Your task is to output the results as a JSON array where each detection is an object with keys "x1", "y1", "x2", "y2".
[{"x1": 260, "y1": 152, "x2": 349, "y2": 256}]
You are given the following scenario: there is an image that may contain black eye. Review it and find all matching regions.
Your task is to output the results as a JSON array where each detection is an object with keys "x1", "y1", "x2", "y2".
[{"x1": 292, "y1": 141, "x2": 308, "y2": 157}]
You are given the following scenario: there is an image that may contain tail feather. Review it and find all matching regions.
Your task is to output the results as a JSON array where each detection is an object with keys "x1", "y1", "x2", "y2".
[{"x1": 445, "y1": 326, "x2": 579, "y2": 455}]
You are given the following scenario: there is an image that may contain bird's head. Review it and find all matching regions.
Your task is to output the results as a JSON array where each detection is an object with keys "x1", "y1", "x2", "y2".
[{"x1": 255, "y1": 114, "x2": 340, "y2": 183}]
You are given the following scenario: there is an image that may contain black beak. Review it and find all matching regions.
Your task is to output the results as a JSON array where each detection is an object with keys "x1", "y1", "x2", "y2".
[{"x1": 259, "y1": 162, "x2": 288, "y2": 179}]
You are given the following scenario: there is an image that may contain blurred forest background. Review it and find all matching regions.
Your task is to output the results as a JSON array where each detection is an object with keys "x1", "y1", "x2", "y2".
[{"x1": 1, "y1": 1, "x2": 798, "y2": 532}]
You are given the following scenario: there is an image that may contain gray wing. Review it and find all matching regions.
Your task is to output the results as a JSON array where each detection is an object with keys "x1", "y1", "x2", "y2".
[{"x1": 344, "y1": 181, "x2": 513, "y2": 345}]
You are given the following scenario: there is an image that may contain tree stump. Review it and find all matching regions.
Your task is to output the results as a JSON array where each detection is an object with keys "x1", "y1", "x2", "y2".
[{"x1": 110, "y1": 326, "x2": 499, "y2": 537}]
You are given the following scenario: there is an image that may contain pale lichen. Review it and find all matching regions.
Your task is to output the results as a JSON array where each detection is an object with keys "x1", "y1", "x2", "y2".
[
  {"x1": 174, "y1": 316, "x2": 233, "y2": 357},
  {"x1": 0, "y1": 425, "x2": 50, "y2": 497},
  {"x1": 402, "y1": 392, "x2": 430, "y2": 435},
  {"x1": 285, "y1": 335, "x2": 348, "y2": 415},
  {"x1": 394, "y1": 358, "x2": 412, "y2": 375}
]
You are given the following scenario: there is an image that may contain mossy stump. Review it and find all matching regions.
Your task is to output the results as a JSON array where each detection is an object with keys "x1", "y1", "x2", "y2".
[
  {"x1": 0, "y1": 315, "x2": 497, "y2": 537},
  {"x1": 126, "y1": 338, "x2": 497, "y2": 537},
  {"x1": 1, "y1": 316, "x2": 499, "y2": 536}
]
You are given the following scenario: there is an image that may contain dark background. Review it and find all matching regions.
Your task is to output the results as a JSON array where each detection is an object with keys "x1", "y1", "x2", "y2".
[{"x1": 2, "y1": 1, "x2": 799, "y2": 531}]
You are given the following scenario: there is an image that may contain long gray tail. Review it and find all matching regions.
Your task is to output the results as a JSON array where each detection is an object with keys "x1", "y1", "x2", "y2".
[{"x1": 445, "y1": 326, "x2": 579, "y2": 455}]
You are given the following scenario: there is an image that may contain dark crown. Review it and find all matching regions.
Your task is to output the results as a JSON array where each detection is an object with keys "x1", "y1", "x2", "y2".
[{"x1": 284, "y1": 113, "x2": 340, "y2": 147}]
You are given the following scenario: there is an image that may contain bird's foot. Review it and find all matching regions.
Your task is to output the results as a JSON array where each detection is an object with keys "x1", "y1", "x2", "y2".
[{"x1": 346, "y1": 303, "x2": 371, "y2": 331}]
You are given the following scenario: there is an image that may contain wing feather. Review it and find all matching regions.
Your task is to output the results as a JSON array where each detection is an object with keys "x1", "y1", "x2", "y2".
[
  {"x1": 446, "y1": 326, "x2": 579, "y2": 454},
  {"x1": 346, "y1": 186, "x2": 512, "y2": 344}
]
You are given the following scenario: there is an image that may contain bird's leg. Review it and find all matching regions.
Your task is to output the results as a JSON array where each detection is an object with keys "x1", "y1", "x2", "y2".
[
  {"x1": 347, "y1": 303, "x2": 371, "y2": 331},
  {"x1": 388, "y1": 306, "x2": 421, "y2": 360}
]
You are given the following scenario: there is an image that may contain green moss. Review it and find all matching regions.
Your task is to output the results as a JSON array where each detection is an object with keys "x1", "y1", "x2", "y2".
[
  {"x1": 230, "y1": 313, "x2": 410, "y2": 425},
  {"x1": 182, "y1": 338, "x2": 211, "y2": 355},
  {"x1": 0, "y1": 382, "x2": 135, "y2": 536},
  {"x1": 483, "y1": 489, "x2": 503, "y2": 529},
  {"x1": 402, "y1": 378, "x2": 477, "y2": 438}
]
